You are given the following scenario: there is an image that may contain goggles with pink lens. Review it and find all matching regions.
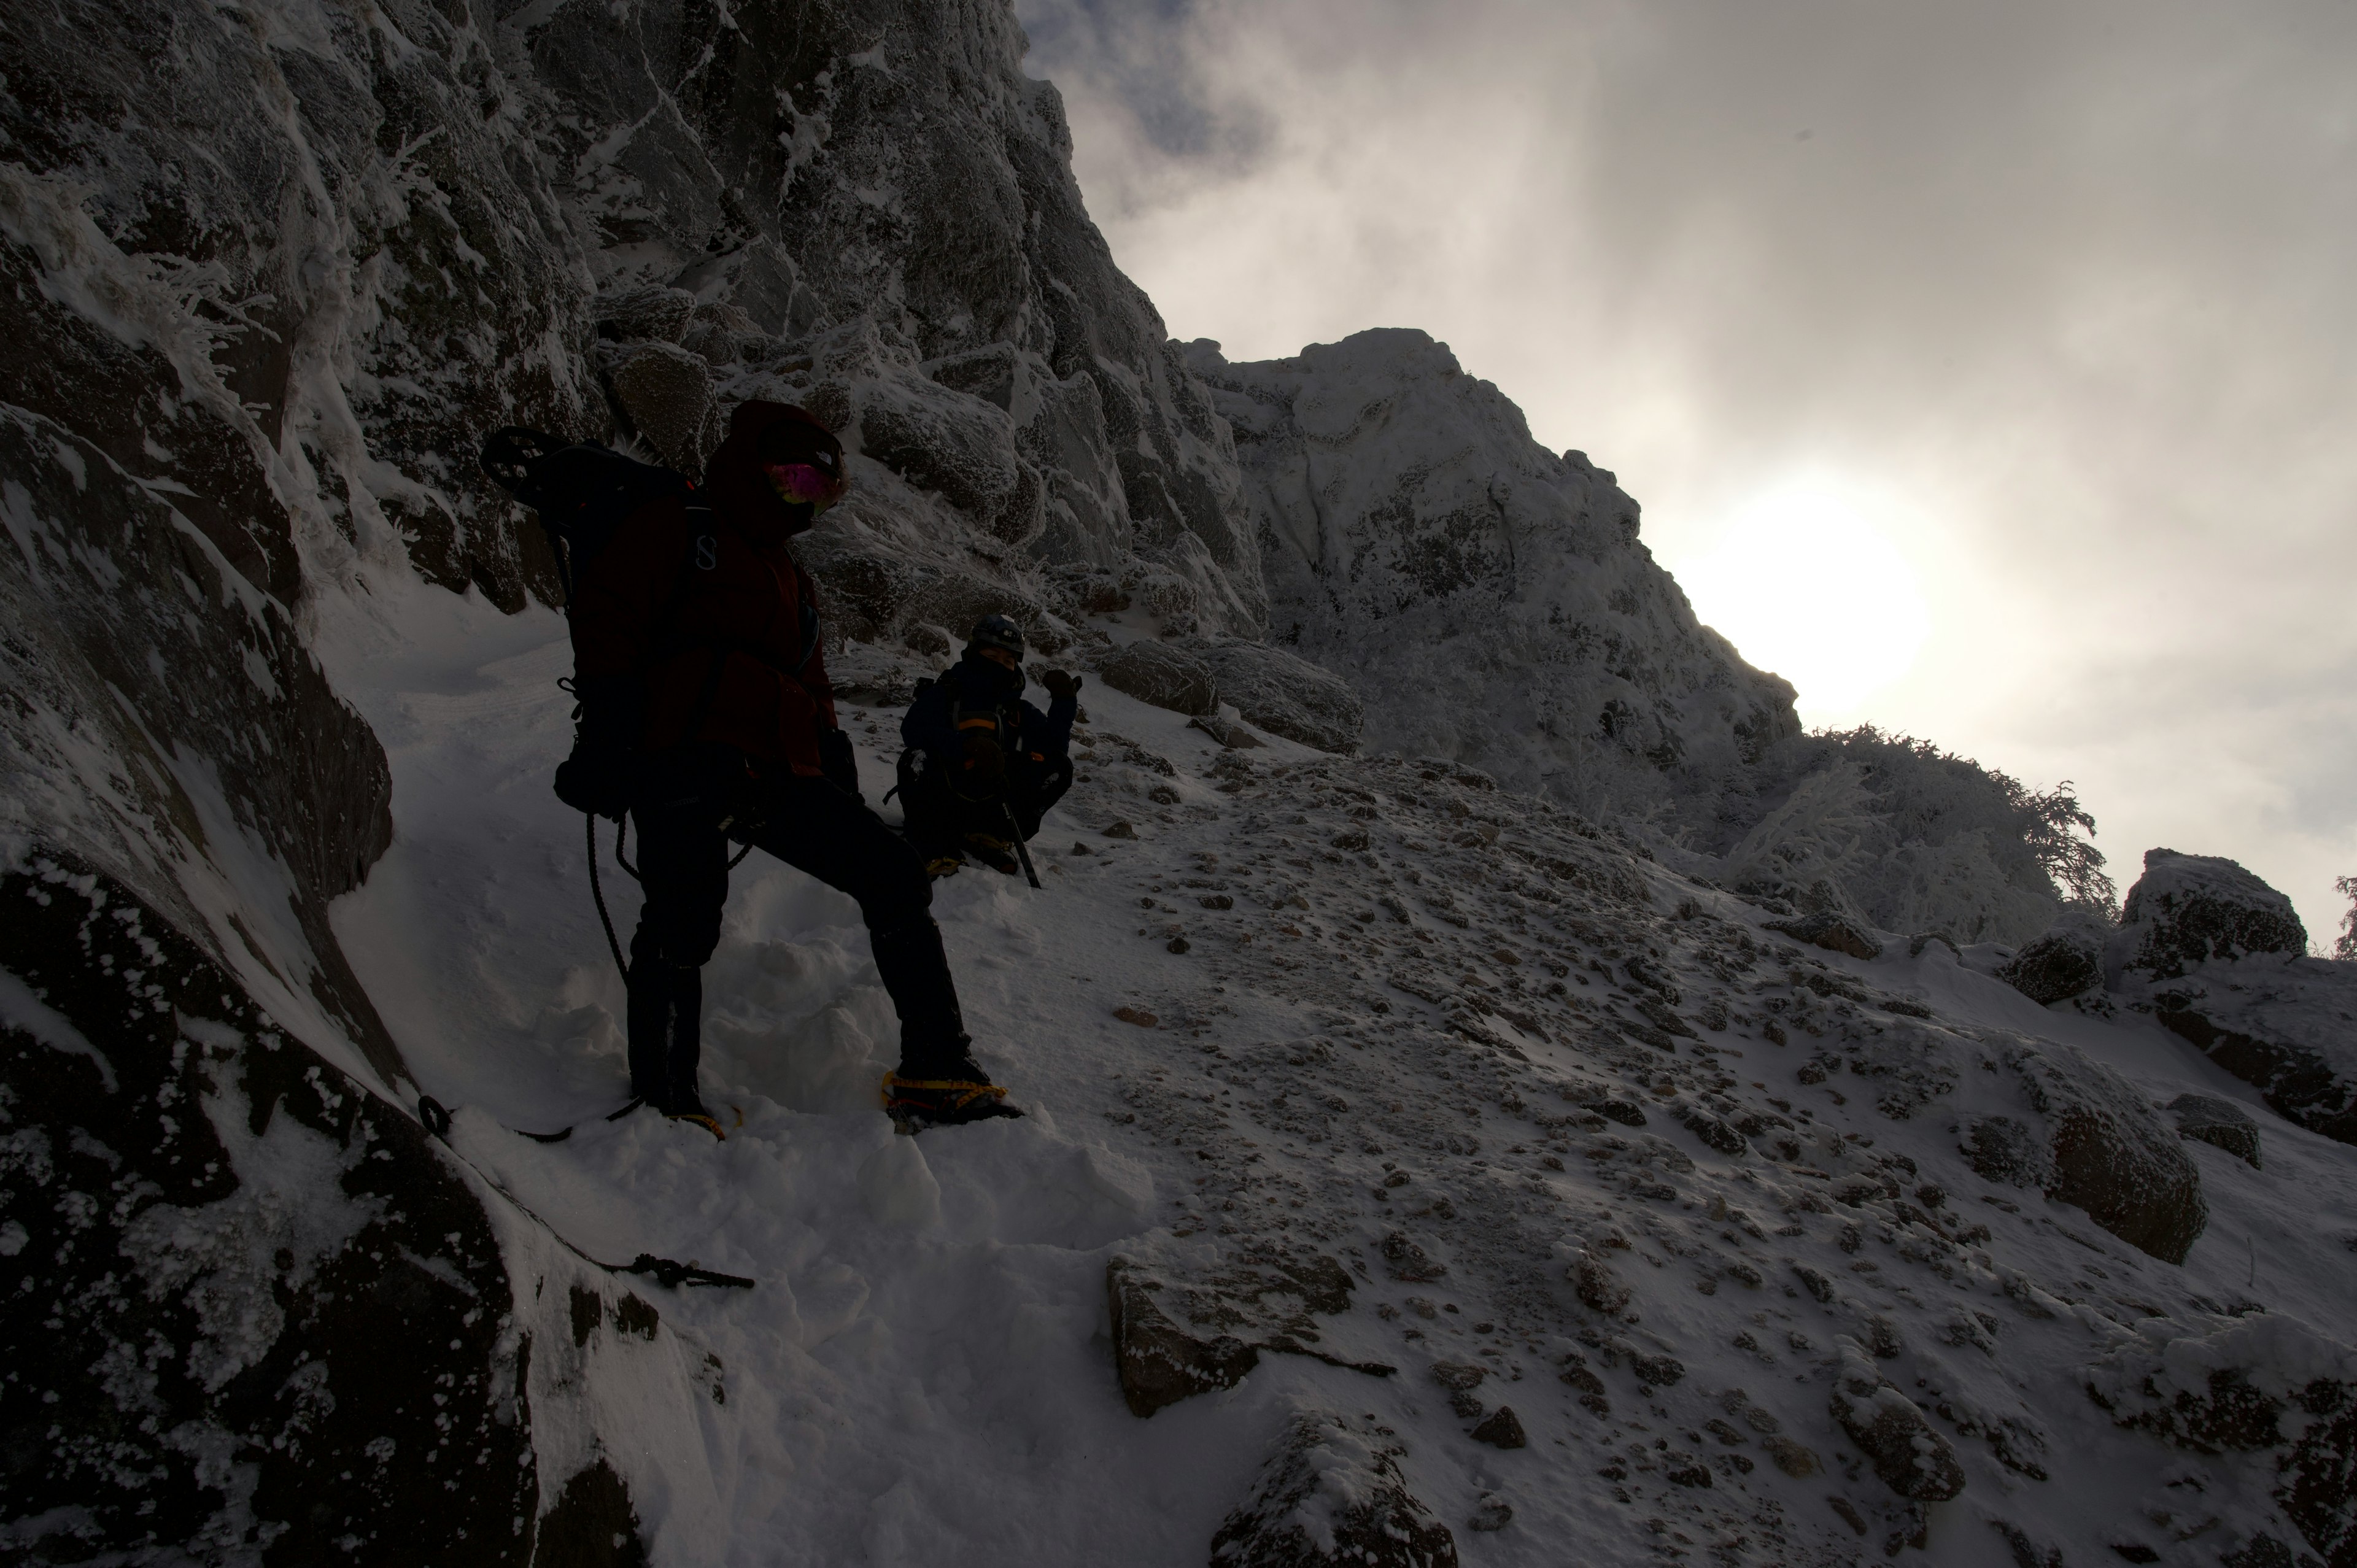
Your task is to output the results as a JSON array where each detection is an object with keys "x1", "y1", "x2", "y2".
[{"x1": 763, "y1": 461, "x2": 846, "y2": 513}]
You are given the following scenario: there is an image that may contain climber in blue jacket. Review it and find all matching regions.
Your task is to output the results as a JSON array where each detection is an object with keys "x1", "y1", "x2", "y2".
[{"x1": 897, "y1": 615, "x2": 1079, "y2": 875}]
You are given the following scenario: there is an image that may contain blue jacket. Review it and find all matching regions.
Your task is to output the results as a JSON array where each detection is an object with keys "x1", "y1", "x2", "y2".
[{"x1": 902, "y1": 652, "x2": 1076, "y2": 763}]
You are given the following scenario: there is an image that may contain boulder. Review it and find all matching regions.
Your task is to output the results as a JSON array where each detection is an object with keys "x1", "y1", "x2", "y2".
[
  {"x1": 1829, "y1": 1341, "x2": 1967, "y2": 1502},
  {"x1": 2086, "y1": 1313, "x2": 2357, "y2": 1566},
  {"x1": 2169, "y1": 1093, "x2": 2262, "y2": 1168},
  {"x1": 1100, "y1": 640, "x2": 1218, "y2": 716},
  {"x1": 1185, "y1": 639, "x2": 1364, "y2": 753},
  {"x1": 1107, "y1": 1262, "x2": 1260, "y2": 1417},
  {"x1": 2010, "y1": 1038, "x2": 2210, "y2": 1264},
  {"x1": 2108, "y1": 849, "x2": 2307, "y2": 986},
  {"x1": 1106, "y1": 1253, "x2": 1385, "y2": 1418},
  {"x1": 1998, "y1": 910, "x2": 2112, "y2": 1004},
  {"x1": 595, "y1": 283, "x2": 697, "y2": 343},
  {"x1": 1767, "y1": 910, "x2": 1883, "y2": 960},
  {"x1": 1468, "y1": 1407, "x2": 1527, "y2": 1449},
  {"x1": 1209, "y1": 1412, "x2": 1459, "y2": 1568},
  {"x1": 2145, "y1": 964, "x2": 2357, "y2": 1149}
]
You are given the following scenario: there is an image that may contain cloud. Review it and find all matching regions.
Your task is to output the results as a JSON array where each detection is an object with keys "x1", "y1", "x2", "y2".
[{"x1": 1018, "y1": 0, "x2": 2357, "y2": 934}]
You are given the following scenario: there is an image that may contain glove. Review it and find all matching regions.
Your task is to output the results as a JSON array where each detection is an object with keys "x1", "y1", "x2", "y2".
[
  {"x1": 818, "y1": 726, "x2": 861, "y2": 800},
  {"x1": 961, "y1": 732, "x2": 1006, "y2": 787},
  {"x1": 553, "y1": 674, "x2": 644, "y2": 821},
  {"x1": 1040, "y1": 668, "x2": 1082, "y2": 703}
]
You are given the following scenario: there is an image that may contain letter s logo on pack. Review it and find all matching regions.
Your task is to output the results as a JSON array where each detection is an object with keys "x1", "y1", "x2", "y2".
[{"x1": 695, "y1": 535, "x2": 718, "y2": 571}]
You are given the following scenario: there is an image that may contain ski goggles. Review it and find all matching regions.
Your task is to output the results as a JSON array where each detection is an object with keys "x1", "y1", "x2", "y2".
[{"x1": 762, "y1": 461, "x2": 847, "y2": 514}]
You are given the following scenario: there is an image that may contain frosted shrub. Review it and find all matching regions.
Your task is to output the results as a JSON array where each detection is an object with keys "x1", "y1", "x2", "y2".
[{"x1": 1706, "y1": 727, "x2": 2114, "y2": 946}]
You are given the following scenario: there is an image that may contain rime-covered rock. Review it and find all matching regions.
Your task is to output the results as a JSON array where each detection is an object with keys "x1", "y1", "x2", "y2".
[
  {"x1": 1210, "y1": 1412, "x2": 1458, "y2": 1568},
  {"x1": 2144, "y1": 962, "x2": 2357, "y2": 1149},
  {"x1": 1101, "y1": 639, "x2": 1220, "y2": 716},
  {"x1": 1999, "y1": 910, "x2": 2112, "y2": 1004},
  {"x1": 2086, "y1": 1314, "x2": 2357, "y2": 1565},
  {"x1": 2170, "y1": 1093, "x2": 2263, "y2": 1168},
  {"x1": 1188, "y1": 331, "x2": 1797, "y2": 824},
  {"x1": 2108, "y1": 850, "x2": 2308, "y2": 985},
  {"x1": 1829, "y1": 1340, "x2": 1967, "y2": 1501},
  {"x1": 1185, "y1": 638, "x2": 1365, "y2": 753},
  {"x1": 2013, "y1": 1038, "x2": 2209, "y2": 1262},
  {"x1": 1768, "y1": 910, "x2": 1884, "y2": 960},
  {"x1": 610, "y1": 342, "x2": 721, "y2": 471}
]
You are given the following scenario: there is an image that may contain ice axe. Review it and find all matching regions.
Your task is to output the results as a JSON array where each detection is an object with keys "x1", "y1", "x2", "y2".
[{"x1": 1002, "y1": 803, "x2": 1042, "y2": 889}]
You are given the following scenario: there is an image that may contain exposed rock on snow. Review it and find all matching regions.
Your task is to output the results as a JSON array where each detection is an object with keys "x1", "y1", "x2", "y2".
[
  {"x1": 1209, "y1": 1412, "x2": 1459, "y2": 1568},
  {"x1": 0, "y1": 861, "x2": 538, "y2": 1561},
  {"x1": 1107, "y1": 1251, "x2": 1386, "y2": 1417},
  {"x1": 2143, "y1": 962, "x2": 2357, "y2": 1148},
  {"x1": 2109, "y1": 849, "x2": 2309, "y2": 986},
  {"x1": 1999, "y1": 909, "x2": 2112, "y2": 1004},
  {"x1": 2086, "y1": 1313, "x2": 2357, "y2": 1564},
  {"x1": 1099, "y1": 638, "x2": 1220, "y2": 716},
  {"x1": 1182, "y1": 638, "x2": 1365, "y2": 754},
  {"x1": 2171, "y1": 1092, "x2": 2264, "y2": 1168},
  {"x1": 1188, "y1": 331, "x2": 1797, "y2": 823},
  {"x1": 1828, "y1": 1340, "x2": 1967, "y2": 1501},
  {"x1": 2003, "y1": 1037, "x2": 2210, "y2": 1264},
  {"x1": 1768, "y1": 910, "x2": 1884, "y2": 961}
]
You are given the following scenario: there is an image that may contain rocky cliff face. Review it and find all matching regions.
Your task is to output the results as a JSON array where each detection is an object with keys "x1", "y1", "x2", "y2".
[{"x1": 1190, "y1": 330, "x2": 1801, "y2": 824}]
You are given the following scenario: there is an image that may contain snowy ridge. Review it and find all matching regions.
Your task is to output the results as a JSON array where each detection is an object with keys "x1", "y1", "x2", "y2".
[{"x1": 1190, "y1": 330, "x2": 1800, "y2": 828}]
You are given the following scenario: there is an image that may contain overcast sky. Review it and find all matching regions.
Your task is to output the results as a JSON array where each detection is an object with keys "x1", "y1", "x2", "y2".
[{"x1": 1015, "y1": 0, "x2": 2357, "y2": 939}]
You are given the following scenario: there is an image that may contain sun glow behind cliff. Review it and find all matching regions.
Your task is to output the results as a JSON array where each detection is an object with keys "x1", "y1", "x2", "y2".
[{"x1": 1679, "y1": 482, "x2": 1931, "y2": 724}]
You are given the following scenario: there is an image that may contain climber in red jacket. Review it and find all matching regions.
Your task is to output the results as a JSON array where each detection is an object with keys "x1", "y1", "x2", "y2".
[{"x1": 557, "y1": 400, "x2": 1018, "y2": 1135}]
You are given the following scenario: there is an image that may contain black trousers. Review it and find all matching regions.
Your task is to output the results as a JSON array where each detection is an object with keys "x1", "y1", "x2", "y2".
[
  {"x1": 625, "y1": 745, "x2": 969, "y2": 1109},
  {"x1": 897, "y1": 748, "x2": 1074, "y2": 857}
]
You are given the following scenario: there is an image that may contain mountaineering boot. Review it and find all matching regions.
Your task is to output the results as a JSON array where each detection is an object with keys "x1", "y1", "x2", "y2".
[
  {"x1": 962, "y1": 833, "x2": 1019, "y2": 876},
  {"x1": 867, "y1": 914, "x2": 1020, "y2": 1130},
  {"x1": 881, "y1": 1050, "x2": 1022, "y2": 1133}
]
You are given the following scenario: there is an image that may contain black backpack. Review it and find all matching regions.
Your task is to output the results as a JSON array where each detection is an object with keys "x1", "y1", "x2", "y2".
[{"x1": 481, "y1": 427, "x2": 696, "y2": 606}]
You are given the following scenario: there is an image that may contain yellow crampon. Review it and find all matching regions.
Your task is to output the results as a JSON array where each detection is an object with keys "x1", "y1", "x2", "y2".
[{"x1": 880, "y1": 1072, "x2": 1008, "y2": 1114}]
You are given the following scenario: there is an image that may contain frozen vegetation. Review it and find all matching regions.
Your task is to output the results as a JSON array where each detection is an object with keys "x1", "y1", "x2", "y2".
[{"x1": 2, "y1": 1, "x2": 2353, "y2": 1565}]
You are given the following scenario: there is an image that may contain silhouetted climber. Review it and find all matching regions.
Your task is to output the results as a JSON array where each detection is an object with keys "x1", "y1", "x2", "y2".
[
  {"x1": 555, "y1": 400, "x2": 1018, "y2": 1134},
  {"x1": 896, "y1": 615, "x2": 1078, "y2": 878}
]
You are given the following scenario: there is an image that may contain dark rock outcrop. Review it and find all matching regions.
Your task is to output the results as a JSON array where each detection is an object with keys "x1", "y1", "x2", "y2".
[
  {"x1": 2108, "y1": 849, "x2": 2308, "y2": 986},
  {"x1": 2012, "y1": 1040, "x2": 2209, "y2": 1264},
  {"x1": 1768, "y1": 911, "x2": 1884, "y2": 961},
  {"x1": 2146, "y1": 967, "x2": 2357, "y2": 1149},
  {"x1": 1959, "y1": 1038, "x2": 2208, "y2": 1263},
  {"x1": 1107, "y1": 1252, "x2": 1384, "y2": 1417},
  {"x1": 2170, "y1": 1093, "x2": 2263, "y2": 1167},
  {"x1": 0, "y1": 862, "x2": 542, "y2": 1564},
  {"x1": 1999, "y1": 910, "x2": 2111, "y2": 1004},
  {"x1": 1186, "y1": 638, "x2": 1365, "y2": 753},
  {"x1": 1099, "y1": 639, "x2": 1220, "y2": 716},
  {"x1": 1829, "y1": 1342, "x2": 1967, "y2": 1502},
  {"x1": 2087, "y1": 1314, "x2": 2357, "y2": 1566},
  {"x1": 1209, "y1": 1412, "x2": 1458, "y2": 1568}
]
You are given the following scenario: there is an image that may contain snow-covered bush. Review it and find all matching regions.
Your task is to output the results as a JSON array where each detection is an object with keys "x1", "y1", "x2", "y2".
[{"x1": 1704, "y1": 727, "x2": 2113, "y2": 946}]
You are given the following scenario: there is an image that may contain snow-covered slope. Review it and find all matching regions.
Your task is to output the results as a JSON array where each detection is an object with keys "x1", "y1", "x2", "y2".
[{"x1": 310, "y1": 576, "x2": 2355, "y2": 1565}]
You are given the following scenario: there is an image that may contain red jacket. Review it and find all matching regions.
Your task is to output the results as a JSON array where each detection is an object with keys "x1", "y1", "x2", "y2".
[{"x1": 570, "y1": 406, "x2": 838, "y2": 776}]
